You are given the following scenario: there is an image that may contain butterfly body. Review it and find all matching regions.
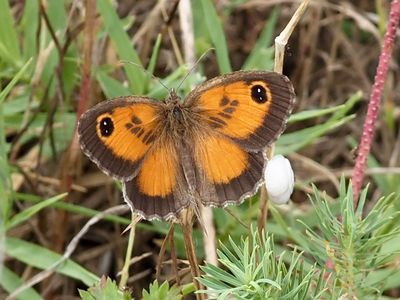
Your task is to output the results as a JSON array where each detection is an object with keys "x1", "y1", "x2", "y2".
[{"x1": 78, "y1": 71, "x2": 295, "y2": 220}]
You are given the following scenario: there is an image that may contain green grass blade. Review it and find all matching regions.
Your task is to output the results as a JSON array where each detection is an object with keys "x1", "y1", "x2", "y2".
[
  {"x1": 147, "y1": 65, "x2": 188, "y2": 99},
  {"x1": 36, "y1": 0, "x2": 68, "y2": 92},
  {"x1": 277, "y1": 115, "x2": 355, "y2": 155},
  {"x1": 0, "y1": 102, "x2": 11, "y2": 222},
  {"x1": 330, "y1": 90, "x2": 363, "y2": 121},
  {"x1": 20, "y1": 0, "x2": 39, "y2": 61},
  {"x1": 144, "y1": 34, "x2": 162, "y2": 93},
  {"x1": 97, "y1": 0, "x2": 145, "y2": 94},
  {"x1": 0, "y1": 43, "x2": 18, "y2": 69},
  {"x1": 289, "y1": 105, "x2": 351, "y2": 123},
  {"x1": 279, "y1": 91, "x2": 359, "y2": 150},
  {"x1": 0, "y1": 267, "x2": 44, "y2": 300},
  {"x1": 0, "y1": 0, "x2": 21, "y2": 64},
  {"x1": 14, "y1": 192, "x2": 131, "y2": 225},
  {"x1": 47, "y1": 0, "x2": 68, "y2": 34},
  {"x1": 243, "y1": 7, "x2": 279, "y2": 70},
  {"x1": 5, "y1": 237, "x2": 99, "y2": 287},
  {"x1": 0, "y1": 58, "x2": 33, "y2": 104},
  {"x1": 6, "y1": 193, "x2": 67, "y2": 230},
  {"x1": 0, "y1": 59, "x2": 32, "y2": 223},
  {"x1": 96, "y1": 69, "x2": 132, "y2": 98},
  {"x1": 199, "y1": 0, "x2": 232, "y2": 74}
]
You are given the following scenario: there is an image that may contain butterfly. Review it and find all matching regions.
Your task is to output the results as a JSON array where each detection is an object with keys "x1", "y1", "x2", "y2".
[{"x1": 78, "y1": 70, "x2": 295, "y2": 221}]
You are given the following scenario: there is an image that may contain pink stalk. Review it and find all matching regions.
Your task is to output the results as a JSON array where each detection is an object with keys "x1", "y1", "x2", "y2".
[{"x1": 352, "y1": 0, "x2": 400, "y2": 204}]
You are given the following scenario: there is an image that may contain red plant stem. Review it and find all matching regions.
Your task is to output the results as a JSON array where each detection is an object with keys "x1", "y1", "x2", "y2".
[{"x1": 352, "y1": 0, "x2": 400, "y2": 204}]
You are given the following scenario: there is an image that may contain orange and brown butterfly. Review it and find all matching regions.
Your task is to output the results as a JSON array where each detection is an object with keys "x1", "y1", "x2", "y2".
[{"x1": 78, "y1": 70, "x2": 295, "y2": 220}]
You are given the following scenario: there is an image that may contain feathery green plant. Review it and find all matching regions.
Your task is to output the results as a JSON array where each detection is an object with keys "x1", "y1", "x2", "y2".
[
  {"x1": 197, "y1": 228, "x2": 328, "y2": 299},
  {"x1": 142, "y1": 280, "x2": 183, "y2": 300},
  {"x1": 198, "y1": 179, "x2": 400, "y2": 299},
  {"x1": 79, "y1": 277, "x2": 131, "y2": 300},
  {"x1": 299, "y1": 178, "x2": 400, "y2": 298}
]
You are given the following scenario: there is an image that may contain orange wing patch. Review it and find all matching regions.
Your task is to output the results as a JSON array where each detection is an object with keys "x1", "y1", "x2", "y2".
[
  {"x1": 197, "y1": 81, "x2": 272, "y2": 139},
  {"x1": 195, "y1": 135, "x2": 248, "y2": 184},
  {"x1": 96, "y1": 104, "x2": 158, "y2": 163},
  {"x1": 137, "y1": 142, "x2": 178, "y2": 197}
]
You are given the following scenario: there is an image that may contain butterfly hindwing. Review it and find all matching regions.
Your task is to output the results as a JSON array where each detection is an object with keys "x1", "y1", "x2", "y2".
[
  {"x1": 123, "y1": 139, "x2": 191, "y2": 220},
  {"x1": 192, "y1": 132, "x2": 265, "y2": 207}
]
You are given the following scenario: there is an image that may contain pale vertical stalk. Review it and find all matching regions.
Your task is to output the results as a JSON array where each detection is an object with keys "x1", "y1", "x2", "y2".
[
  {"x1": 179, "y1": 0, "x2": 196, "y2": 68},
  {"x1": 352, "y1": 0, "x2": 400, "y2": 204},
  {"x1": 274, "y1": 0, "x2": 310, "y2": 74},
  {"x1": 257, "y1": 0, "x2": 310, "y2": 234},
  {"x1": 200, "y1": 206, "x2": 218, "y2": 265},
  {"x1": 119, "y1": 213, "x2": 140, "y2": 289},
  {"x1": 180, "y1": 0, "x2": 218, "y2": 269}
]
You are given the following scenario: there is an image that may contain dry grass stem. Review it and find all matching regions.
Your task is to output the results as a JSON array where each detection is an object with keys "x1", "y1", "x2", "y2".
[
  {"x1": 179, "y1": 0, "x2": 196, "y2": 68},
  {"x1": 274, "y1": 0, "x2": 310, "y2": 73},
  {"x1": 179, "y1": 208, "x2": 206, "y2": 300},
  {"x1": 119, "y1": 213, "x2": 140, "y2": 289},
  {"x1": 258, "y1": 0, "x2": 310, "y2": 235}
]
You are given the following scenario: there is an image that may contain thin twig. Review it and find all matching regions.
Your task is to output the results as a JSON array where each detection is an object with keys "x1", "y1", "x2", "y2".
[
  {"x1": 161, "y1": 1, "x2": 184, "y2": 65},
  {"x1": 169, "y1": 224, "x2": 180, "y2": 286},
  {"x1": 179, "y1": 208, "x2": 206, "y2": 300},
  {"x1": 156, "y1": 223, "x2": 175, "y2": 281}
]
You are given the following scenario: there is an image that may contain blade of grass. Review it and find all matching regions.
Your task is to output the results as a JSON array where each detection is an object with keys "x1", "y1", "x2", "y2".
[
  {"x1": 0, "y1": 58, "x2": 32, "y2": 223},
  {"x1": 0, "y1": 58, "x2": 33, "y2": 104},
  {"x1": 277, "y1": 92, "x2": 361, "y2": 154},
  {"x1": 46, "y1": 0, "x2": 67, "y2": 34},
  {"x1": 96, "y1": 69, "x2": 132, "y2": 98},
  {"x1": 147, "y1": 65, "x2": 188, "y2": 99},
  {"x1": 97, "y1": 0, "x2": 145, "y2": 94},
  {"x1": 0, "y1": 103, "x2": 11, "y2": 222},
  {"x1": 6, "y1": 193, "x2": 67, "y2": 230},
  {"x1": 329, "y1": 91, "x2": 363, "y2": 121},
  {"x1": 13, "y1": 192, "x2": 131, "y2": 225},
  {"x1": 243, "y1": 6, "x2": 279, "y2": 70},
  {"x1": 277, "y1": 115, "x2": 355, "y2": 155},
  {"x1": 289, "y1": 105, "x2": 352, "y2": 123},
  {"x1": 20, "y1": 0, "x2": 39, "y2": 61},
  {"x1": 5, "y1": 237, "x2": 99, "y2": 287},
  {"x1": 0, "y1": 0, "x2": 21, "y2": 64},
  {"x1": 0, "y1": 267, "x2": 43, "y2": 300},
  {"x1": 199, "y1": 0, "x2": 232, "y2": 73},
  {"x1": 144, "y1": 34, "x2": 162, "y2": 93},
  {"x1": 37, "y1": 0, "x2": 67, "y2": 91}
]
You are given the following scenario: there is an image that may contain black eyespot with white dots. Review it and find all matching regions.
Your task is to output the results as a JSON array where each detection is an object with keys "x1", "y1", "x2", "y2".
[
  {"x1": 99, "y1": 117, "x2": 114, "y2": 137},
  {"x1": 251, "y1": 85, "x2": 268, "y2": 104}
]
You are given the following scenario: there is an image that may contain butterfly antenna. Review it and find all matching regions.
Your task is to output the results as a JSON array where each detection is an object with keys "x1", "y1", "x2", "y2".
[
  {"x1": 175, "y1": 48, "x2": 214, "y2": 92},
  {"x1": 120, "y1": 60, "x2": 171, "y2": 93}
]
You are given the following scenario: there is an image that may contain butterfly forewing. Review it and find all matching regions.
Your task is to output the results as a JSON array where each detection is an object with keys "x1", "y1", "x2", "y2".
[
  {"x1": 186, "y1": 71, "x2": 295, "y2": 151},
  {"x1": 78, "y1": 97, "x2": 163, "y2": 181}
]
